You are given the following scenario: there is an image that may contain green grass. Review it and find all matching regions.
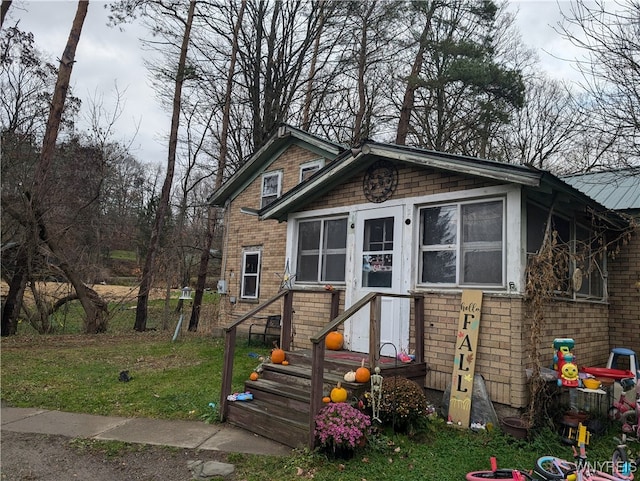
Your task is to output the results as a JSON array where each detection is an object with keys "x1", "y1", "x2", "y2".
[
  {"x1": 1, "y1": 333, "x2": 638, "y2": 480},
  {"x1": 109, "y1": 250, "x2": 137, "y2": 261}
]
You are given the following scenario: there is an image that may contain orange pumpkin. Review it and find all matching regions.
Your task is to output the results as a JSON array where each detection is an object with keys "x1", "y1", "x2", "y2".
[
  {"x1": 271, "y1": 347, "x2": 286, "y2": 364},
  {"x1": 322, "y1": 396, "x2": 331, "y2": 403},
  {"x1": 355, "y1": 359, "x2": 371, "y2": 383},
  {"x1": 330, "y1": 382, "x2": 348, "y2": 403},
  {"x1": 325, "y1": 331, "x2": 344, "y2": 351},
  {"x1": 282, "y1": 360, "x2": 290, "y2": 366},
  {"x1": 249, "y1": 372, "x2": 259, "y2": 381}
]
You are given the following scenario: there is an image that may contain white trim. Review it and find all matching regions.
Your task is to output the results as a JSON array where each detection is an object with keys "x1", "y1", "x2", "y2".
[
  {"x1": 299, "y1": 159, "x2": 325, "y2": 182},
  {"x1": 240, "y1": 249, "x2": 262, "y2": 299},
  {"x1": 261, "y1": 170, "x2": 283, "y2": 208}
]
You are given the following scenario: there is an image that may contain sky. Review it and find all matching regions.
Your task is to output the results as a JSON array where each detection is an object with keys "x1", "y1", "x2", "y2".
[{"x1": 6, "y1": 1, "x2": 587, "y2": 166}]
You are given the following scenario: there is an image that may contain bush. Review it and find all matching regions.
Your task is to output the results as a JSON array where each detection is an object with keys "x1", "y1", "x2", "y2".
[{"x1": 375, "y1": 376, "x2": 434, "y2": 433}]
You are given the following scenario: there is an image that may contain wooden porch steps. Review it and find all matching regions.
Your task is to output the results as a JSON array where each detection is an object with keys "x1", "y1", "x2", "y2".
[{"x1": 225, "y1": 350, "x2": 428, "y2": 449}]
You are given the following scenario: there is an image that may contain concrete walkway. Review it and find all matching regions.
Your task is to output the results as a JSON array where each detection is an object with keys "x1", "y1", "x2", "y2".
[{"x1": 0, "y1": 406, "x2": 292, "y2": 456}]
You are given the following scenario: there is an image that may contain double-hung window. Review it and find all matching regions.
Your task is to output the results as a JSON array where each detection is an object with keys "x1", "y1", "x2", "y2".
[
  {"x1": 261, "y1": 171, "x2": 282, "y2": 208},
  {"x1": 296, "y1": 217, "x2": 347, "y2": 283},
  {"x1": 241, "y1": 249, "x2": 261, "y2": 299},
  {"x1": 419, "y1": 199, "x2": 504, "y2": 286}
]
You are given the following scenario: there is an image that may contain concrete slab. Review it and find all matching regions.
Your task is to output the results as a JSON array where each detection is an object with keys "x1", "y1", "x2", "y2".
[
  {"x1": 198, "y1": 425, "x2": 291, "y2": 456},
  {"x1": 1, "y1": 407, "x2": 47, "y2": 425},
  {"x1": 1, "y1": 409, "x2": 129, "y2": 438},
  {"x1": 95, "y1": 418, "x2": 221, "y2": 449}
]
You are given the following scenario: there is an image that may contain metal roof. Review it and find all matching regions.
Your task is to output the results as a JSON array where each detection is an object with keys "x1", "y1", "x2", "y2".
[{"x1": 562, "y1": 169, "x2": 640, "y2": 212}]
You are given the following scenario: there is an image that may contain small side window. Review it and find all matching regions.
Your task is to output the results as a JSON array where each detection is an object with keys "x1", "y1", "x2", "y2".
[
  {"x1": 241, "y1": 250, "x2": 261, "y2": 299},
  {"x1": 299, "y1": 159, "x2": 324, "y2": 182},
  {"x1": 261, "y1": 171, "x2": 282, "y2": 208}
]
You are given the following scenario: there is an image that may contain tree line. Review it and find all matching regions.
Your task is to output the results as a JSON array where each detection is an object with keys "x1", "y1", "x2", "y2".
[{"x1": 1, "y1": 0, "x2": 638, "y2": 335}]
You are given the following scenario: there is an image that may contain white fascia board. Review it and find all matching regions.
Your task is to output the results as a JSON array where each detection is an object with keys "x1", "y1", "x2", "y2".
[{"x1": 362, "y1": 144, "x2": 541, "y2": 187}]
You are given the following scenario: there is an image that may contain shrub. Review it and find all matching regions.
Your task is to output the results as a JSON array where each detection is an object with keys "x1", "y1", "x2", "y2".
[{"x1": 375, "y1": 376, "x2": 434, "y2": 433}]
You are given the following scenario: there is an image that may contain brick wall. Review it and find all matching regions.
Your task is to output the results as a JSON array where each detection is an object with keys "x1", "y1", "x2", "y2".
[
  {"x1": 217, "y1": 145, "x2": 330, "y2": 327},
  {"x1": 608, "y1": 224, "x2": 640, "y2": 353}
]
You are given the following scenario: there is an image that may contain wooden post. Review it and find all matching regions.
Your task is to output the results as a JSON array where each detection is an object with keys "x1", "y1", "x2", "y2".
[
  {"x1": 330, "y1": 290, "x2": 340, "y2": 320},
  {"x1": 414, "y1": 294, "x2": 425, "y2": 363},
  {"x1": 369, "y1": 294, "x2": 381, "y2": 368},
  {"x1": 281, "y1": 290, "x2": 293, "y2": 350},
  {"x1": 309, "y1": 340, "x2": 325, "y2": 449},
  {"x1": 219, "y1": 326, "x2": 237, "y2": 421}
]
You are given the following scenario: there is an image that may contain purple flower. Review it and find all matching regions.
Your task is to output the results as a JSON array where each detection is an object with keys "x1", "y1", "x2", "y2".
[{"x1": 314, "y1": 403, "x2": 371, "y2": 450}]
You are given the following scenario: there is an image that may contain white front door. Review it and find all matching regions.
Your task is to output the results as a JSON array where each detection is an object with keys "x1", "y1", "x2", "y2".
[{"x1": 345, "y1": 206, "x2": 410, "y2": 357}]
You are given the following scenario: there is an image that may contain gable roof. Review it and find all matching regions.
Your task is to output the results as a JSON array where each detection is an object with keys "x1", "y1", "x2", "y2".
[
  {"x1": 562, "y1": 169, "x2": 640, "y2": 212},
  {"x1": 208, "y1": 124, "x2": 345, "y2": 207},
  {"x1": 260, "y1": 139, "x2": 545, "y2": 222}
]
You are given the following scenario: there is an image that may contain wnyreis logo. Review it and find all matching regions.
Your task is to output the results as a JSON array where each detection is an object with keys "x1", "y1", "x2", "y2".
[{"x1": 584, "y1": 460, "x2": 637, "y2": 476}]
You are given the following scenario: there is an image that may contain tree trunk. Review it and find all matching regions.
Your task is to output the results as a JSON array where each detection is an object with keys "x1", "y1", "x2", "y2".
[
  {"x1": 396, "y1": 3, "x2": 437, "y2": 145},
  {"x1": 1, "y1": 0, "x2": 11, "y2": 28},
  {"x1": 1, "y1": 246, "x2": 29, "y2": 336},
  {"x1": 26, "y1": 1, "x2": 106, "y2": 334},
  {"x1": 134, "y1": 0, "x2": 196, "y2": 332},
  {"x1": 188, "y1": 0, "x2": 245, "y2": 332}
]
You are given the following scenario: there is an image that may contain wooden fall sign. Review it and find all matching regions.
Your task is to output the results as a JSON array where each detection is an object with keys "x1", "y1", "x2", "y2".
[{"x1": 448, "y1": 290, "x2": 483, "y2": 428}]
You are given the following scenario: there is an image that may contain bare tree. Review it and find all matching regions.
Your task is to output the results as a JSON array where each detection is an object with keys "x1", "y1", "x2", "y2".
[
  {"x1": 557, "y1": 0, "x2": 640, "y2": 166},
  {"x1": 134, "y1": 1, "x2": 196, "y2": 332},
  {"x1": 28, "y1": 1, "x2": 110, "y2": 334}
]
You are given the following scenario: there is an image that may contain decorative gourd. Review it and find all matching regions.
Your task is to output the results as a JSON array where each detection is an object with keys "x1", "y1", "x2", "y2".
[
  {"x1": 355, "y1": 359, "x2": 371, "y2": 383},
  {"x1": 281, "y1": 360, "x2": 290, "y2": 366},
  {"x1": 249, "y1": 371, "x2": 259, "y2": 381},
  {"x1": 343, "y1": 370, "x2": 356, "y2": 383},
  {"x1": 330, "y1": 382, "x2": 348, "y2": 403},
  {"x1": 325, "y1": 331, "x2": 344, "y2": 351},
  {"x1": 322, "y1": 396, "x2": 331, "y2": 403},
  {"x1": 271, "y1": 346, "x2": 286, "y2": 364}
]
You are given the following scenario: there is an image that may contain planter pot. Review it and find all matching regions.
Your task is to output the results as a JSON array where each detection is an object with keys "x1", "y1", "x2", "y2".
[{"x1": 501, "y1": 417, "x2": 530, "y2": 440}]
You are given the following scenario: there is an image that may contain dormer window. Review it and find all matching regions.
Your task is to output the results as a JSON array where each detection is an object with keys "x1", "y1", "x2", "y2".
[
  {"x1": 261, "y1": 171, "x2": 282, "y2": 208},
  {"x1": 299, "y1": 159, "x2": 324, "y2": 182}
]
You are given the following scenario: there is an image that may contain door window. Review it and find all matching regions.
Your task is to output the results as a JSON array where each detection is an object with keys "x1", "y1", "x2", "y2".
[{"x1": 362, "y1": 217, "x2": 394, "y2": 288}]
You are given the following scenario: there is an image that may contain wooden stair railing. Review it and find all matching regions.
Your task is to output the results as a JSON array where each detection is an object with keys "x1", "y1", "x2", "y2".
[
  {"x1": 219, "y1": 288, "x2": 340, "y2": 422},
  {"x1": 307, "y1": 292, "x2": 425, "y2": 448}
]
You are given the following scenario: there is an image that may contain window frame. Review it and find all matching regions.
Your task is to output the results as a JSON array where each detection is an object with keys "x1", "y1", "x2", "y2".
[
  {"x1": 526, "y1": 201, "x2": 606, "y2": 301},
  {"x1": 418, "y1": 198, "x2": 506, "y2": 288},
  {"x1": 295, "y1": 216, "x2": 348, "y2": 284},
  {"x1": 241, "y1": 249, "x2": 262, "y2": 300},
  {"x1": 261, "y1": 170, "x2": 283, "y2": 208},
  {"x1": 299, "y1": 159, "x2": 324, "y2": 183}
]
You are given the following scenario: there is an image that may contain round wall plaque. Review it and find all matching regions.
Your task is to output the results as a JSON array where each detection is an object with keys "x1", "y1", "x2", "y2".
[{"x1": 362, "y1": 160, "x2": 398, "y2": 203}]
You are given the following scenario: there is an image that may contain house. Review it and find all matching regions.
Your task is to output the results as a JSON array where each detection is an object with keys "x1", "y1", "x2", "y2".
[{"x1": 209, "y1": 124, "x2": 639, "y2": 415}]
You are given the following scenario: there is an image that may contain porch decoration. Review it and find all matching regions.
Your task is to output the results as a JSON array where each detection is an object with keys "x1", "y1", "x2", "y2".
[
  {"x1": 343, "y1": 370, "x2": 357, "y2": 383},
  {"x1": 370, "y1": 366, "x2": 383, "y2": 422},
  {"x1": 314, "y1": 402, "x2": 371, "y2": 458},
  {"x1": 325, "y1": 331, "x2": 344, "y2": 351},
  {"x1": 271, "y1": 345, "x2": 286, "y2": 364},
  {"x1": 249, "y1": 372, "x2": 259, "y2": 381},
  {"x1": 448, "y1": 289, "x2": 483, "y2": 428},
  {"x1": 330, "y1": 382, "x2": 348, "y2": 403},
  {"x1": 362, "y1": 159, "x2": 398, "y2": 203},
  {"x1": 355, "y1": 359, "x2": 371, "y2": 383}
]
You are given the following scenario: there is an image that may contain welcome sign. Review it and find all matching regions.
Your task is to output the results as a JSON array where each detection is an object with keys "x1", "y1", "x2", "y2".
[{"x1": 448, "y1": 290, "x2": 483, "y2": 428}]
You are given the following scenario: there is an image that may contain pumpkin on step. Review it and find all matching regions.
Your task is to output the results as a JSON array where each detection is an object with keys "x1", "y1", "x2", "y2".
[
  {"x1": 325, "y1": 331, "x2": 344, "y2": 351},
  {"x1": 355, "y1": 359, "x2": 371, "y2": 383},
  {"x1": 330, "y1": 382, "x2": 348, "y2": 403},
  {"x1": 343, "y1": 370, "x2": 356, "y2": 383},
  {"x1": 249, "y1": 371, "x2": 259, "y2": 381},
  {"x1": 271, "y1": 346, "x2": 286, "y2": 364}
]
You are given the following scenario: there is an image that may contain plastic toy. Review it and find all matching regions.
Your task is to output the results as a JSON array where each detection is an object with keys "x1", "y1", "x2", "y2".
[{"x1": 554, "y1": 338, "x2": 580, "y2": 388}]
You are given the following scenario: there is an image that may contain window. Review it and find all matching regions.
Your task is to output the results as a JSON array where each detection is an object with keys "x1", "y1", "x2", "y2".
[
  {"x1": 241, "y1": 250, "x2": 261, "y2": 299},
  {"x1": 419, "y1": 199, "x2": 504, "y2": 286},
  {"x1": 261, "y1": 171, "x2": 282, "y2": 208},
  {"x1": 299, "y1": 159, "x2": 324, "y2": 182},
  {"x1": 296, "y1": 217, "x2": 347, "y2": 283},
  {"x1": 362, "y1": 217, "x2": 394, "y2": 288},
  {"x1": 526, "y1": 202, "x2": 605, "y2": 300}
]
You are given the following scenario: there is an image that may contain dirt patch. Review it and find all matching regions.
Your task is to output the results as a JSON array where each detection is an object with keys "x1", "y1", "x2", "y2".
[
  {"x1": 0, "y1": 431, "x2": 235, "y2": 481},
  {"x1": 0, "y1": 281, "x2": 169, "y2": 304}
]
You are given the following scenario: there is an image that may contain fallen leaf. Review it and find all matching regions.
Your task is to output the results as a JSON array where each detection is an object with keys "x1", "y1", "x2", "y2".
[
  {"x1": 296, "y1": 467, "x2": 304, "y2": 476},
  {"x1": 338, "y1": 464, "x2": 345, "y2": 471}
]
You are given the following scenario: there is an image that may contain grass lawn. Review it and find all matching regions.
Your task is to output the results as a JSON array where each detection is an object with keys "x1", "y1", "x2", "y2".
[{"x1": 1, "y1": 332, "x2": 637, "y2": 481}]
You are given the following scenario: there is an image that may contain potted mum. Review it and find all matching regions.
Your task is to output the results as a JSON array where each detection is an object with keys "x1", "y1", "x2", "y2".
[{"x1": 314, "y1": 403, "x2": 371, "y2": 458}]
